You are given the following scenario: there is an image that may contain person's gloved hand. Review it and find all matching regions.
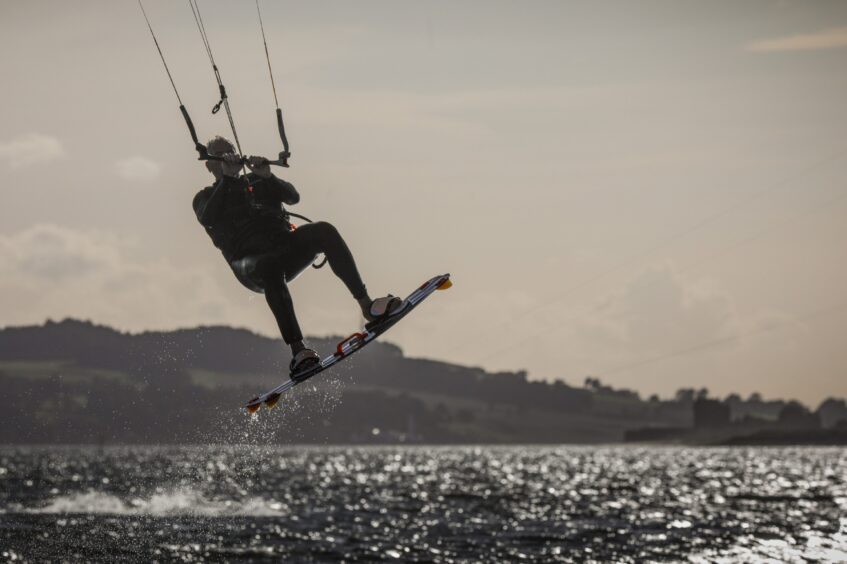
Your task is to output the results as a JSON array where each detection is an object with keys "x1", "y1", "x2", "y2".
[
  {"x1": 221, "y1": 153, "x2": 242, "y2": 177},
  {"x1": 246, "y1": 156, "x2": 271, "y2": 178}
]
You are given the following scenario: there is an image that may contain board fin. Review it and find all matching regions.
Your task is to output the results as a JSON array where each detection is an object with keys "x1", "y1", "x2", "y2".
[{"x1": 265, "y1": 393, "x2": 281, "y2": 409}]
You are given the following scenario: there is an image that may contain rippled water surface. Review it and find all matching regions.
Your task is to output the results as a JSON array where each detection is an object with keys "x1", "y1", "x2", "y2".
[{"x1": 1, "y1": 445, "x2": 846, "y2": 562}]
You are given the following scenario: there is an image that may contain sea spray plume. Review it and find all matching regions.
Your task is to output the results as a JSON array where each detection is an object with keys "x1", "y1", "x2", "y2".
[{"x1": 27, "y1": 488, "x2": 287, "y2": 517}]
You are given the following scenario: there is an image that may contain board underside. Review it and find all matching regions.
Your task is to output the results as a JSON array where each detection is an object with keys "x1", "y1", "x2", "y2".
[{"x1": 245, "y1": 273, "x2": 451, "y2": 413}]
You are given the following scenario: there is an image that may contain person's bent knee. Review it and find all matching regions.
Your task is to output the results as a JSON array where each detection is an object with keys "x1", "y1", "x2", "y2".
[
  {"x1": 313, "y1": 221, "x2": 338, "y2": 236},
  {"x1": 312, "y1": 221, "x2": 341, "y2": 245}
]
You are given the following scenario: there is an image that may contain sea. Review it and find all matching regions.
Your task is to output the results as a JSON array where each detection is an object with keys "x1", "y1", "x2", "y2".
[{"x1": 1, "y1": 444, "x2": 845, "y2": 562}]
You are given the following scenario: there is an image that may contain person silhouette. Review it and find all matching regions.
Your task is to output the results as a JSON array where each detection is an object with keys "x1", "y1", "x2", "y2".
[{"x1": 192, "y1": 136, "x2": 403, "y2": 377}]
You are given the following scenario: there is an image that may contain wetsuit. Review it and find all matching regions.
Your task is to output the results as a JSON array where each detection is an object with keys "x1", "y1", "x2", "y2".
[{"x1": 193, "y1": 173, "x2": 367, "y2": 344}]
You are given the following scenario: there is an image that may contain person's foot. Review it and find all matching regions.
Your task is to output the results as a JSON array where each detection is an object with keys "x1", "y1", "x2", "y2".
[
  {"x1": 289, "y1": 348, "x2": 320, "y2": 381},
  {"x1": 363, "y1": 295, "x2": 406, "y2": 323}
]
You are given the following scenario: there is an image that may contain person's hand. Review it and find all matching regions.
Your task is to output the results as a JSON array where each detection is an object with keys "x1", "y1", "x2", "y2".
[
  {"x1": 221, "y1": 153, "x2": 242, "y2": 177},
  {"x1": 246, "y1": 156, "x2": 272, "y2": 178}
]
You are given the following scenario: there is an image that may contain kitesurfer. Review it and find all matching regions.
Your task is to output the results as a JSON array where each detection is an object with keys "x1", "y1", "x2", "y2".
[{"x1": 192, "y1": 136, "x2": 403, "y2": 376}]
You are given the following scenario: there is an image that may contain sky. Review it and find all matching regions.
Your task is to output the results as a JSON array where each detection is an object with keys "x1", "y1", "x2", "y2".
[{"x1": 1, "y1": 0, "x2": 846, "y2": 405}]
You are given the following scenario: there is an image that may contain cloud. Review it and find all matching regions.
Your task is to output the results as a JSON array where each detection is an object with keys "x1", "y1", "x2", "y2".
[
  {"x1": 575, "y1": 264, "x2": 740, "y2": 361},
  {"x1": 0, "y1": 224, "x2": 239, "y2": 331},
  {"x1": 0, "y1": 133, "x2": 65, "y2": 169},
  {"x1": 747, "y1": 27, "x2": 847, "y2": 53},
  {"x1": 0, "y1": 224, "x2": 120, "y2": 280},
  {"x1": 115, "y1": 156, "x2": 162, "y2": 181}
]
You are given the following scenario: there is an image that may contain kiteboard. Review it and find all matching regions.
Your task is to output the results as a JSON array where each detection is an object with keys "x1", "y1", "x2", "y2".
[{"x1": 245, "y1": 273, "x2": 452, "y2": 413}]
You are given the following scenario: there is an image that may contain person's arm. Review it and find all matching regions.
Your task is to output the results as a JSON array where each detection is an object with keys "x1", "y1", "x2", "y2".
[
  {"x1": 193, "y1": 177, "x2": 234, "y2": 225},
  {"x1": 265, "y1": 175, "x2": 300, "y2": 205},
  {"x1": 194, "y1": 152, "x2": 244, "y2": 225},
  {"x1": 246, "y1": 157, "x2": 300, "y2": 205}
]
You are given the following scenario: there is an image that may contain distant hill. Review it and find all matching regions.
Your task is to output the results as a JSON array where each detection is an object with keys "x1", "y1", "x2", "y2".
[{"x1": 0, "y1": 319, "x2": 841, "y2": 445}]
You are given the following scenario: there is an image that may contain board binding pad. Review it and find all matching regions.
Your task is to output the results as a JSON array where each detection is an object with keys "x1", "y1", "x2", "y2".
[{"x1": 245, "y1": 273, "x2": 452, "y2": 413}]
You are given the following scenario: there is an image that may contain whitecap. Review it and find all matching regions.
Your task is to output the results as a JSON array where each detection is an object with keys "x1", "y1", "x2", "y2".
[{"x1": 20, "y1": 489, "x2": 286, "y2": 517}]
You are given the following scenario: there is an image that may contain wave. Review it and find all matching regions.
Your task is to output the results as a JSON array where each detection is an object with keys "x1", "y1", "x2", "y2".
[{"x1": 14, "y1": 489, "x2": 286, "y2": 517}]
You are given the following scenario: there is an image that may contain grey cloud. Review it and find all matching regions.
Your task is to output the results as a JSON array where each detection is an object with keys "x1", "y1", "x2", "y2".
[
  {"x1": 747, "y1": 27, "x2": 847, "y2": 53},
  {"x1": 0, "y1": 133, "x2": 65, "y2": 169},
  {"x1": 115, "y1": 156, "x2": 162, "y2": 182},
  {"x1": 579, "y1": 264, "x2": 738, "y2": 355},
  {"x1": 0, "y1": 224, "x2": 117, "y2": 280},
  {"x1": 0, "y1": 224, "x2": 238, "y2": 331}
]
